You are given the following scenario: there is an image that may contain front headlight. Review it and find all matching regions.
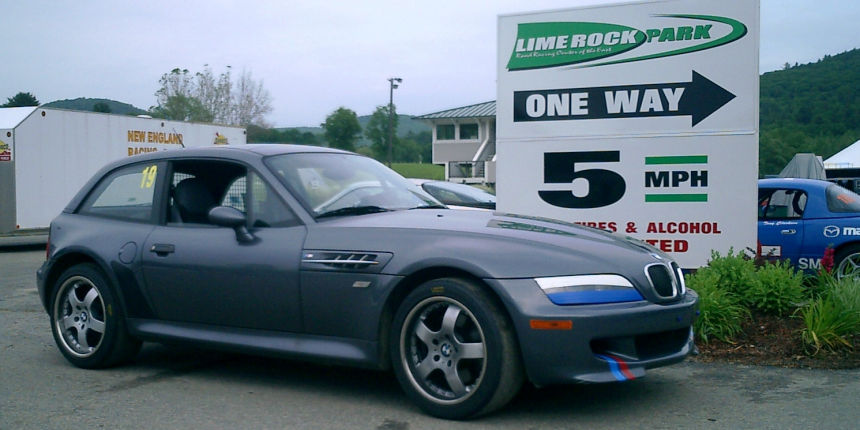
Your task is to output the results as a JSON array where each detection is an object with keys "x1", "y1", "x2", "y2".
[{"x1": 534, "y1": 274, "x2": 644, "y2": 305}]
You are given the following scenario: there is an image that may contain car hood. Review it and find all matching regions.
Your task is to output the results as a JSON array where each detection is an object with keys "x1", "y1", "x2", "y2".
[{"x1": 304, "y1": 209, "x2": 670, "y2": 280}]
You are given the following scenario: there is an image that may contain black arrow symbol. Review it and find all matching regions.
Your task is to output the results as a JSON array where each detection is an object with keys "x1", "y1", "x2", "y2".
[{"x1": 513, "y1": 70, "x2": 735, "y2": 127}]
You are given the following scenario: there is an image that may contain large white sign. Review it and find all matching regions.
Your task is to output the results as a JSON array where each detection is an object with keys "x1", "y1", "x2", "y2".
[{"x1": 497, "y1": 0, "x2": 759, "y2": 268}]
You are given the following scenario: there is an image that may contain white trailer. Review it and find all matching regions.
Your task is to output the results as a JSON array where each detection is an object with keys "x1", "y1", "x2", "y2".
[{"x1": 0, "y1": 106, "x2": 246, "y2": 235}]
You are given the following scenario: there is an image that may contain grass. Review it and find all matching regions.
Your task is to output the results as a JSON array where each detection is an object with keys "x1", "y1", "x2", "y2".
[
  {"x1": 391, "y1": 163, "x2": 444, "y2": 180},
  {"x1": 801, "y1": 276, "x2": 860, "y2": 354}
]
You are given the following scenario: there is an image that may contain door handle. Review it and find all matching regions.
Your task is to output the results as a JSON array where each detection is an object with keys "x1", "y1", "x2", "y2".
[
  {"x1": 780, "y1": 229, "x2": 796, "y2": 235},
  {"x1": 150, "y1": 243, "x2": 175, "y2": 256}
]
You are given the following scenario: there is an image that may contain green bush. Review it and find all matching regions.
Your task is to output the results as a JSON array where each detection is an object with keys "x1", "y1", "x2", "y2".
[
  {"x1": 746, "y1": 260, "x2": 806, "y2": 316},
  {"x1": 704, "y1": 249, "x2": 757, "y2": 297},
  {"x1": 687, "y1": 268, "x2": 748, "y2": 343},
  {"x1": 800, "y1": 277, "x2": 860, "y2": 353},
  {"x1": 690, "y1": 248, "x2": 860, "y2": 355}
]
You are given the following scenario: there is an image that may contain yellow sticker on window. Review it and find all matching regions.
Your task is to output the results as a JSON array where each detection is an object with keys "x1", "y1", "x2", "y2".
[{"x1": 140, "y1": 165, "x2": 157, "y2": 188}]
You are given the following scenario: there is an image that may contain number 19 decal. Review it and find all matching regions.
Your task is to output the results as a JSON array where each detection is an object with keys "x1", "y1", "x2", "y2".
[
  {"x1": 140, "y1": 165, "x2": 157, "y2": 189},
  {"x1": 539, "y1": 151, "x2": 626, "y2": 208}
]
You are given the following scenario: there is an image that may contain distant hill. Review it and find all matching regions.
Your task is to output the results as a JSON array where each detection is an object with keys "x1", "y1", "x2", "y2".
[
  {"x1": 44, "y1": 98, "x2": 149, "y2": 116},
  {"x1": 759, "y1": 48, "x2": 859, "y2": 175},
  {"x1": 281, "y1": 114, "x2": 430, "y2": 147}
]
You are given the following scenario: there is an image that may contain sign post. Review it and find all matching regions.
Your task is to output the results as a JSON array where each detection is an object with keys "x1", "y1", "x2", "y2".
[{"x1": 496, "y1": 0, "x2": 759, "y2": 268}]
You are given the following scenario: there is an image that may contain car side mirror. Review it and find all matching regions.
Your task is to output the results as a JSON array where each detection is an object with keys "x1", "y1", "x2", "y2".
[{"x1": 208, "y1": 206, "x2": 256, "y2": 243}]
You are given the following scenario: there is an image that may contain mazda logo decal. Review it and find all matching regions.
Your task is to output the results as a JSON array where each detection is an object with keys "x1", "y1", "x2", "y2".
[{"x1": 823, "y1": 225, "x2": 840, "y2": 238}]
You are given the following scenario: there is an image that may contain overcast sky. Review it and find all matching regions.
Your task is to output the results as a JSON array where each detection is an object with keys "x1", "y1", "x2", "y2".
[{"x1": 2, "y1": 0, "x2": 857, "y2": 127}]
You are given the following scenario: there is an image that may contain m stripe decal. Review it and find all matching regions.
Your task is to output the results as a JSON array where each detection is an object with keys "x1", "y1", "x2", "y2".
[{"x1": 596, "y1": 354, "x2": 637, "y2": 381}]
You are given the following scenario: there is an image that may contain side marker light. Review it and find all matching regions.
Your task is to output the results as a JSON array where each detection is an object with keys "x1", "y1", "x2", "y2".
[{"x1": 529, "y1": 319, "x2": 573, "y2": 330}]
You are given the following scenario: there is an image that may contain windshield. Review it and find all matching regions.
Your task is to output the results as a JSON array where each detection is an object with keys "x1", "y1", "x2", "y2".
[
  {"x1": 265, "y1": 152, "x2": 441, "y2": 216},
  {"x1": 423, "y1": 182, "x2": 496, "y2": 205},
  {"x1": 826, "y1": 184, "x2": 860, "y2": 213}
]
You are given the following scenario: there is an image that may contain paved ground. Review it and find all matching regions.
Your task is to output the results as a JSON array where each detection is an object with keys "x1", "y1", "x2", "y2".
[{"x1": 2, "y1": 246, "x2": 858, "y2": 429}]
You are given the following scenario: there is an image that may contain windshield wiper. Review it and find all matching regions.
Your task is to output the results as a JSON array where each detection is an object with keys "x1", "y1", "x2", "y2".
[
  {"x1": 409, "y1": 204, "x2": 447, "y2": 209},
  {"x1": 316, "y1": 205, "x2": 391, "y2": 218}
]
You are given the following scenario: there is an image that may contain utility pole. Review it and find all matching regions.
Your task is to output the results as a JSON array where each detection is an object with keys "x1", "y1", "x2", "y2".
[{"x1": 387, "y1": 77, "x2": 402, "y2": 167}]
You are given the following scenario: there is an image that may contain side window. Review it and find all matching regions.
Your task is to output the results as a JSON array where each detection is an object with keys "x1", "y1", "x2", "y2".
[
  {"x1": 167, "y1": 160, "x2": 297, "y2": 228},
  {"x1": 758, "y1": 189, "x2": 774, "y2": 220},
  {"x1": 436, "y1": 124, "x2": 455, "y2": 140},
  {"x1": 79, "y1": 163, "x2": 159, "y2": 222},
  {"x1": 222, "y1": 176, "x2": 247, "y2": 213},
  {"x1": 761, "y1": 189, "x2": 806, "y2": 220},
  {"x1": 169, "y1": 160, "x2": 246, "y2": 225},
  {"x1": 249, "y1": 173, "x2": 297, "y2": 227},
  {"x1": 460, "y1": 123, "x2": 479, "y2": 140}
]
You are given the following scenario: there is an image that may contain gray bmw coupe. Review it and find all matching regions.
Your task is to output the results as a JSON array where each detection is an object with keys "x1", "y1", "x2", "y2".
[{"x1": 37, "y1": 144, "x2": 697, "y2": 419}]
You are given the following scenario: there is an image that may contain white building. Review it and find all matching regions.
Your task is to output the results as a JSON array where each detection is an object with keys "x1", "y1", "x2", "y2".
[{"x1": 415, "y1": 101, "x2": 496, "y2": 184}]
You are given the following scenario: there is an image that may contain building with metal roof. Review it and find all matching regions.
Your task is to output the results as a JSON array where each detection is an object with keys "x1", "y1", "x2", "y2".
[
  {"x1": 415, "y1": 101, "x2": 497, "y2": 184},
  {"x1": 414, "y1": 101, "x2": 495, "y2": 120}
]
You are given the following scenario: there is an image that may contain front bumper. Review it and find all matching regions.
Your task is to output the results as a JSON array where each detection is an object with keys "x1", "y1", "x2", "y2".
[{"x1": 486, "y1": 278, "x2": 698, "y2": 387}]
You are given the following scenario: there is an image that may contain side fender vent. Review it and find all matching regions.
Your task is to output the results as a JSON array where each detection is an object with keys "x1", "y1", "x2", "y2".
[{"x1": 301, "y1": 250, "x2": 393, "y2": 272}]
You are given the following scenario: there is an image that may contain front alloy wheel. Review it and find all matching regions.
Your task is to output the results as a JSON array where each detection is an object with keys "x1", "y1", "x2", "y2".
[
  {"x1": 391, "y1": 278, "x2": 523, "y2": 419},
  {"x1": 401, "y1": 297, "x2": 487, "y2": 403}
]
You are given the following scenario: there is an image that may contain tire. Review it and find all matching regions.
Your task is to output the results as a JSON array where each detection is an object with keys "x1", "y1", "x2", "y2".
[
  {"x1": 390, "y1": 277, "x2": 523, "y2": 419},
  {"x1": 834, "y1": 244, "x2": 860, "y2": 280},
  {"x1": 50, "y1": 263, "x2": 141, "y2": 369}
]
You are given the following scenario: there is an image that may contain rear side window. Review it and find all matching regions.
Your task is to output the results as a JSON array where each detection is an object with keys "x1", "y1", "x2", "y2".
[
  {"x1": 78, "y1": 163, "x2": 159, "y2": 222},
  {"x1": 826, "y1": 184, "x2": 860, "y2": 213}
]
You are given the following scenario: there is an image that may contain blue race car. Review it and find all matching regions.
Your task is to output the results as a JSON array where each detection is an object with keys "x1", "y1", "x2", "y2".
[{"x1": 758, "y1": 178, "x2": 860, "y2": 278}]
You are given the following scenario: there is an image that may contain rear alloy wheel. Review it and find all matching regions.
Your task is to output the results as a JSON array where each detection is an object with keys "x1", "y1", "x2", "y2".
[
  {"x1": 50, "y1": 264, "x2": 140, "y2": 368},
  {"x1": 834, "y1": 245, "x2": 860, "y2": 280},
  {"x1": 391, "y1": 278, "x2": 523, "y2": 419}
]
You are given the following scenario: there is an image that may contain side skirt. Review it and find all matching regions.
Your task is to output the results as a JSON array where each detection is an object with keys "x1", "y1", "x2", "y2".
[{"x1": 127, "y1": 318, "x2": 382, "y2": 369}]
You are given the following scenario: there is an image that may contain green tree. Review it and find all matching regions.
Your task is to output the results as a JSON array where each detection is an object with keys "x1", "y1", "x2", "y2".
[
  {"x1": 3, "y1": 92, "x2": 39, "y2": 107},
  {"x1": 151, "y1": 65, "x2": 272, "y2": 126},
  {"x1": 394, "y1": 137, "x2": 422, "y2": 162},
  {"x1": 364, "y1": 105, "x2": 398, "y2": 159},
  {"x1": 321, "y1": 107, "x2": 361, "y2": 151},
  {"x1": 150, "y1": 93, "x2": 213, "y2": 122},
  {"x1": 405, "y1": 130, "x2": 432, "y2": 163},
  {"x1": 758, "y1": 49, "x2": 860, "y2": 176},
  {"x1": 246, "y1": 124, "x2": 280, "y2": 142},
  {"x1": 93, "y1": 102, "x2": 111, "y2": 113}
]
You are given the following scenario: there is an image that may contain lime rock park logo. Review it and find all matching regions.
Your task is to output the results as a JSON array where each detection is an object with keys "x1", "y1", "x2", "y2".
[{"x1": 507, "y1": 14, "x2": 747, "y2": 70}]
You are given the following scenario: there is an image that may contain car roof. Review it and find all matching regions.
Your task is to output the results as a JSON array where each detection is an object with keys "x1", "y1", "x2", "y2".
[
  {"x1": 758, "y1": 177, "x2": 833, "y2": 190},
  {"x1": 63, "y1": 144, "x2": 355, "y2": 214},
  {"x1": 125, "y1": 144, "x2": 351, "y2": 162}
]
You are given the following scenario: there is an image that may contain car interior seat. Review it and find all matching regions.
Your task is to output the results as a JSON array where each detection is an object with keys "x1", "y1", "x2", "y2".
[{"x1": 173, "y1": 177, "x2": 216, "y2": 223}]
